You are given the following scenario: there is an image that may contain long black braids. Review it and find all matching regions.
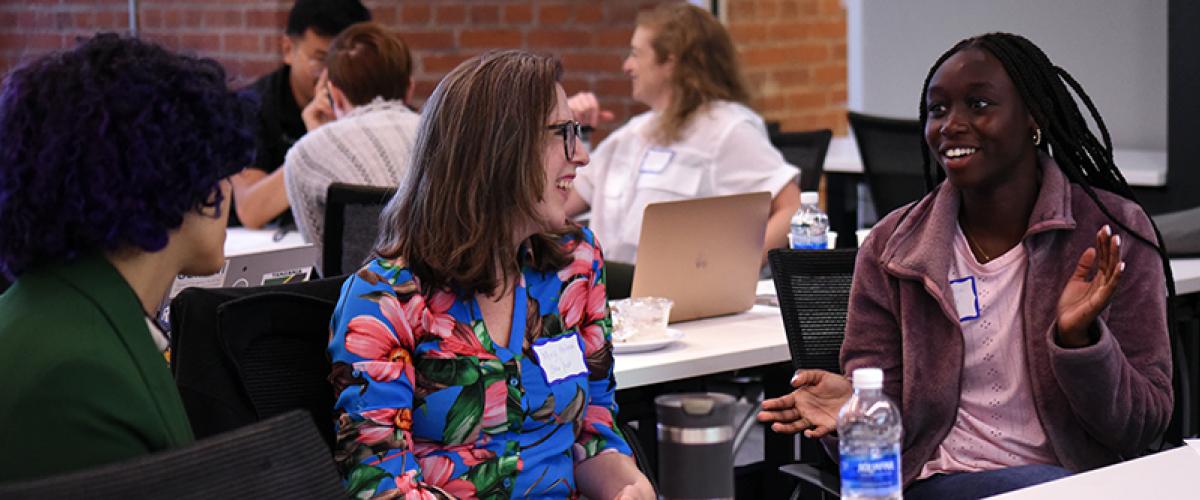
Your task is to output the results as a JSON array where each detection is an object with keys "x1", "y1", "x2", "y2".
[{"x1": 918, "y1": 32, "x2": 1184, "y2": 444}]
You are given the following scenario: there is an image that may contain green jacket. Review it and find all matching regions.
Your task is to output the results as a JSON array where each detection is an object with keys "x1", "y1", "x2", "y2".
[{"x1": 0, "y1": 254, "x2": 194, "y2": 482}]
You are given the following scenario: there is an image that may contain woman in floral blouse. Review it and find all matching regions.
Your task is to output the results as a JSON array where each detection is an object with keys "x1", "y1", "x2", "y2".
[{"x1": 328, "y1": 50, "x2": 654, "y2": 499}]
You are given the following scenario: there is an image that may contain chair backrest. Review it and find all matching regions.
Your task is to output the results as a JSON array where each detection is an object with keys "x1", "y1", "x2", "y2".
[
  {"x1": 323, "y1": 183, "x2": 396, "y2": 276},
  {"x1": 169, "y1": 276, "x2": 346, "y2": 448},
  {"x1": 847, "y1": 111, "x2": 927, "y2": 216},
  {"x1": 1153, "y1": 206, "x2": 1200, "y2": 257},
  {"x1": 770, "y1": 128, "x2": 833, "y2": 193},
  {"x1": 768, "y1": 248, "x2": 858, "y2": 373},
  {"x1": 0, "y1": 410, "x2": 345, "y2": 499}
]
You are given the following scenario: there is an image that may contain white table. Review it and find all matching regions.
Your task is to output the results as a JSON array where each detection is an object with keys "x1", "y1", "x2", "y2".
[
  {"x1": 618, "y1": 264, "x2": 1200, "y2": 389},
  {"x1": 224, "y1": 227, "x2": 307, "y2": 256},
  {"x1": 825, "y1": 135, "x2": 1168, "y2": 187},
  {"x1": 1172, "y1": 258, "x2": 1200, "y2": 296},
  {"x1": 990, "y1": 443, "x2": 1200, "y2": 499},
  {"x1": 613, "y1": 304, "x2": 788, "y2": 389}
]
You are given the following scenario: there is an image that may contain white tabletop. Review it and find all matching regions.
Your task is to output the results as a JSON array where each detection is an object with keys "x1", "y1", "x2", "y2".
[
  {"x1": 823, "y1": 135, "x2": 865, "y2": 175},
  {"x1": 224, "y1": 227, "x2": 307, "y2": 256},
  {"x1": 613, "y1": 304, "x2": 789, "y2": 389},
  {"x1": 824, "y1": 135, "x2": 1167, "y2": 187},
  {"x1": 990, "y1": 443, "x2": 1200, "y2": 499},
  {"x1": 1172, "y1": 258, "x2": 1200, "y2": 296},
  {"x1": 217, "y1": 229, "x2": 1200, "y2": 391},
  {"x1": 616, "y1": 266, "x2": 1200, "y2": 389}
]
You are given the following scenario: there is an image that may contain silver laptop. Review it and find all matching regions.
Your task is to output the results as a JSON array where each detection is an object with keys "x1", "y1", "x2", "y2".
[
  {"x1": 169, "y1": 244, "x2": 319, "y2": 294},
  {"x1": 155, "y1": 244, "x2": 319, "y2": 328},
  {"x1": 631, "y1": 191, "x2": 771, "y2": 323}
]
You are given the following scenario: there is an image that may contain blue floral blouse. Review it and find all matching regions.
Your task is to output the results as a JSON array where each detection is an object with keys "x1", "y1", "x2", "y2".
[{"x1": 328, "y1": 227, "x2": 631, "y2": 498}]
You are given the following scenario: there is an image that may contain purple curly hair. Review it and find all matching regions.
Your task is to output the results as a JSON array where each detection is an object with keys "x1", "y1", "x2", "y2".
[{"x1": 0, "y1": 33, "x2": 256, "y2": 279}]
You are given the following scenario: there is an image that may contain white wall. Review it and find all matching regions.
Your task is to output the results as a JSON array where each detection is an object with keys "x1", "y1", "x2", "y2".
[{"x1": 846, "y1": 0, "x2": 1167, "y2": 150}]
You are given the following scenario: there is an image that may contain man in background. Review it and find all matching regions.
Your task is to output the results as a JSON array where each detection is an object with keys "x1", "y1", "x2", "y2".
[
  {"x1": 284, "y1": 22, "x2": 420, "y2": 273},
  {"x1": 232, "y1": 0, "x2": 370, "y2": 228}
]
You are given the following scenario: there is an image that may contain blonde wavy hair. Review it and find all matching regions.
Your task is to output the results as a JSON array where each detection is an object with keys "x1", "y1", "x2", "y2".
[{"x1": 638, "y1": 3, "x2": 750, "y2": 144}]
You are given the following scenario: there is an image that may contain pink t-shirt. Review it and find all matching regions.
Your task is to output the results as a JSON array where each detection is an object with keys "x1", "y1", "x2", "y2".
[{"x1": 918, "y1": 226, "x2": 1059, "y2": 479}]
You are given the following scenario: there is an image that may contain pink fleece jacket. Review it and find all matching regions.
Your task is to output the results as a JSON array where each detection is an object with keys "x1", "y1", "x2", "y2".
[{"x1": 842, "y1": 158, "x2": 1173, "y2": 486}]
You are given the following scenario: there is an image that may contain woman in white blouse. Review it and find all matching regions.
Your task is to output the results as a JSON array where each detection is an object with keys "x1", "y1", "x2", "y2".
[{"x1": 565, "y1": 3, "x2": 800, "y2": 264}]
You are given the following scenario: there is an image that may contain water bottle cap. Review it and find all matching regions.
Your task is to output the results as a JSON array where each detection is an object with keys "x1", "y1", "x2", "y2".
[
  {"x1": 852, "y1": 368, "x2": 883, "y2": 389},
  {"x1": 800, "y1": 191, "x2": 819, "y2": 205}
]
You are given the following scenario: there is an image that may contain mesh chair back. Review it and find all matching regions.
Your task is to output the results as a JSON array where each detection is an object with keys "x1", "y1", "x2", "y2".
[
  {"x1": 770, "y1": 128, "x2": 833, "y2": 192},
  {"x1": 324, "y1": 183, "x2": 396, "y2": 276},
  {"x1": 219, "y1": 289, "x2": 341, "y2": 448},
  {"x1": 169, "y1": 276, "x2": 346, "y2": 448},
  {"x1": 847, "y1": 111, "x2": 927, "y2": 216},
  {"x1": 768, "y1": 248, "x2": 857, "y2": 373},
  {"x1": 0, "y1": 410, "x2": 345, "y2": 499}
]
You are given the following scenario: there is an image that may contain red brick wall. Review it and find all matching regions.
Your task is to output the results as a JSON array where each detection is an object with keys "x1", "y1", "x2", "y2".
[
  {"x1": 0, "y1": 0, "x2": 846, "y2": 137},
  {"x1": 728, "y1": 0, "x2": 848, "y2": 135}
]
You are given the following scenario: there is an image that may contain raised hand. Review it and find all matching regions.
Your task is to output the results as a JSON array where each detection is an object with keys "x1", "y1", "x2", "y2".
[
  {"x1": 567, "y1": 91, "x2": 616, "y2": 127},
  {"x1": 1056, "y1": 224, "x2": 1125, "y2": 347},
  {"x1": 757, "y1": 369, "x2": 852, "y2": 438},
  {"x1": 302, "y1": 70, "x2": 336, "y2": 132}
]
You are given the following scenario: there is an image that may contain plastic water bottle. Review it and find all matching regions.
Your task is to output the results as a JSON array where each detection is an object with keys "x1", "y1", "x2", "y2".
[
  {"x1": 789, "y1": 191, "x2": 829, "y2": 249},
  {"x1": 839, "y1": 368, "x2": 903, "y2": 500}
]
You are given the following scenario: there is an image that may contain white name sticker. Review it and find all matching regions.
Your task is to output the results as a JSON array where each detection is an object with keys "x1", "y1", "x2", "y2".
[
  {"x1": 638, "y1": 147, "x2": 675, "y2": 174},
  {"x1": 950, "y1": 276, "x2": 980, "y2": 322},
  {"x1": 532, "y1": 333, "x2": 589, "y2": 384}
]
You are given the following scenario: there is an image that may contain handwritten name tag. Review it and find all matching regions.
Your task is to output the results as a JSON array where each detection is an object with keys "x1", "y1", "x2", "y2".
[
  {"x1": 638, "y1": 147, "x2": 674, "y2": 174},
  {"x1": 950, "y1": 276, "x2": 980, "y2": 322},
  {"x1": 532, "y1": 333, "x2": 589, "y2": 384}
]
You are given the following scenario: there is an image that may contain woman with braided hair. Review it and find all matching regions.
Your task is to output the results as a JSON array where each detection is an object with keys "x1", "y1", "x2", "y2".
[{"x1": 758, "y1": 32, "x2": 1173, "y2": 498}]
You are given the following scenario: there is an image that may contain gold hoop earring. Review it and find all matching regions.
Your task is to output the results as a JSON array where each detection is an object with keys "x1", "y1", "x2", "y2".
[{"x1": 1033, "y1": 128, "x2": 1043, "y2": 146}]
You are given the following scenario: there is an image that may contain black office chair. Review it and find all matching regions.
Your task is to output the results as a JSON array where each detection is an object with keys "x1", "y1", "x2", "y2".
[
  {"x1": 771, "y1": 128, "x2": 834, "y2": 193},
  {"x1": 847, "y1": 111, "x2": 927, "y2": 217},
  {"x1": 323, "y1": 183, "x2": 397, "y2": 277},
  {"x1": 768, "y1": 248, "x2": 858, "y2": 498},
  {"x1": 169, "y1": 276, "x2": 347, "y2": 448},
  {"x1": 0, "y1": 410, "x2": 344, "y2": 499},
  {"x1": 1153, "y1": 206, "x2": 1200, "y2": 257}
]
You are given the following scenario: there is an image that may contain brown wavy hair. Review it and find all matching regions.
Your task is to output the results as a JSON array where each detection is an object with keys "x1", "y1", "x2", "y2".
[
  {"x1": 374, "y1": 50, "x2": 574, "y2": 295},
  {"x1": 638, "y1": 3, "x2": 750, "y2": 143},
  {"x1": 326, "y1": 22, "x2": 412, "y2": 105}
]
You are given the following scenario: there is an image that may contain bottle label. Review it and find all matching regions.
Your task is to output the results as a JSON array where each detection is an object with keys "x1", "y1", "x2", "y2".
[
  {"x1": 790, "y1": 241, "x2": 826, "y2": 250},
  {"x1": 840, "y1": 449, "x2": 901, "y2": 497}
]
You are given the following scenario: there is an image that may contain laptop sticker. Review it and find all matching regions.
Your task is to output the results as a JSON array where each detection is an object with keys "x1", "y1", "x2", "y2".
[
  {"x1": 261, "y1": 266, "x2": 314, "y2": 286},
  {"x1": 950, "y1": 276, "x2": 980, "y2": 322},
  {"x1": 638, "y1": 147, "x2": 675, "y2": 174},
  {"x1": 532, "y1": 333, "x2": 589, "y2": 385},
  {"x1": 169, "y1": 260, "x2": 229, "y2": 298}
]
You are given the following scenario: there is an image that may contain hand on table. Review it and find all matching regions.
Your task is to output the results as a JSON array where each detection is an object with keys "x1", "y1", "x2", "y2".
[
  {"x1": 1057, "y1": 224, "x2": 1125, "y2": 348},
  {"x1": 757, "y1": 369, "x2": 851, "y2": 438},
  {"x1": 568, "y1": 91, "x2": 616, "y2": 127},
  {"x1": 302, "y1": 70, "x2": 336, "y2": 131}
]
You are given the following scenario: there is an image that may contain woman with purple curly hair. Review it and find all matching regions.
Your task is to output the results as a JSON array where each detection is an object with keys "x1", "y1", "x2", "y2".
[{"x1": 0, "y1": 33, "x2": 255, "y2": 481}]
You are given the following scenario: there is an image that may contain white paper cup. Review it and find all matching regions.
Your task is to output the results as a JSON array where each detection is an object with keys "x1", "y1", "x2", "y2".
[{"x1": 856, "y1": 228, "x2": 872, "y2": 247}]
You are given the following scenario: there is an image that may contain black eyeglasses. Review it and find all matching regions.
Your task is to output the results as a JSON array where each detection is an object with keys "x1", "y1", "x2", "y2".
[{"x1": 547, "y1": 120, "x2": 587, "y2": 161}]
